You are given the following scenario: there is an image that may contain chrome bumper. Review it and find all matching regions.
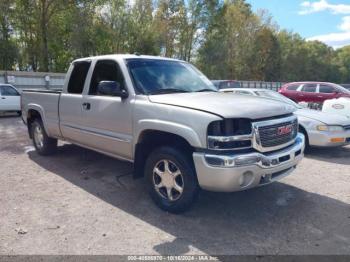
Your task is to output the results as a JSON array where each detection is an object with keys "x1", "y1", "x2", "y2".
[{"x1": 193, "y1": 133, "x2": 305, "y2": 192}]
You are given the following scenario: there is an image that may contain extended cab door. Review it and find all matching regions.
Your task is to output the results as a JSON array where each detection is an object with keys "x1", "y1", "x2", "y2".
[
  {"x1": 59, "y1": 61, "x2": 91, "y2": 142},
  {"x1": 0, "y1": 85, "x2": 20, "y2": 111},
  {"x1": 80, "y1": 59, "x2": 133, "y2": 160}
]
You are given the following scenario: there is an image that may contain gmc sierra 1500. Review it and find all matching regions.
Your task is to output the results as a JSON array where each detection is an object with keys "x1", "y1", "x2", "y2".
[{"x1": 21, "y1": 54, "x2": 305, "y2": 213}]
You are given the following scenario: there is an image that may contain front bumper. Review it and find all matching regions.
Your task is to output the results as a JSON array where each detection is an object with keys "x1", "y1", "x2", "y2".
[
  {"x1": 193, "y1": 133, "x2": 305, "y2": 192},
  {"x1": 308, "y1": 129, "x2": 350, "y2": 147}
]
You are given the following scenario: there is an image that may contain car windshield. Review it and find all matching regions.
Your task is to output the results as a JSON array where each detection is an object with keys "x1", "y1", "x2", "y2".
[
  {"x1": 254, "y1": 90, "x2": 302, "y2": 109},
  {"x1": 126, "y1": 59, "x2": 218, "y2": 95},
  {"x1": 332, "y1": 83, "x2": 350, "y2": 94}
]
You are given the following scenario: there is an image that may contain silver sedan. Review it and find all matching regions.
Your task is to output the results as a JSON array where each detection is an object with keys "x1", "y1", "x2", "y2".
[{"x1": 221, "y1": 88, "x2": 350, "y2": 149}]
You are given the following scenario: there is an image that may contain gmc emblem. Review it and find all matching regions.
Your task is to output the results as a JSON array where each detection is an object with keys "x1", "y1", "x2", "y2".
[{"x1": 277, "y1": 125, "x2": 293, "y2": 135}]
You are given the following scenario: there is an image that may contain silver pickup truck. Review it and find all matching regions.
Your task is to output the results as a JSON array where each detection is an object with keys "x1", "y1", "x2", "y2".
[{"x1": 21, "y1": 54, "x2": 305, "y2": 213}]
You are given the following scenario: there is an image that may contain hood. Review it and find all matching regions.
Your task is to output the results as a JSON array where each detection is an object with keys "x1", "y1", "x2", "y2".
[
  {"x1": 148, "y1": 92, "x2": 295, "y2": 119},
  {"x1": 296, "y1": 108, "x2": 350, "y2": 125}
]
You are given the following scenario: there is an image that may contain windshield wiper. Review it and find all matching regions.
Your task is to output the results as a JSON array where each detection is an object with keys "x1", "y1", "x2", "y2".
[
  {"x1": 195, "y1": 88, "x2": 217, "y2": 92},
  {"x1": 150, "y1": 88, "x2": 190, "y2": 95}
]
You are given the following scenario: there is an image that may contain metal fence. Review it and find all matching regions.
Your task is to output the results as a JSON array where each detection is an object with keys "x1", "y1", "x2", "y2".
[
  {"x1": 239, "y1": 81, "x2": 284, "y2": 91},
  {"x1": 0, "y1": 70, "x2": 65, "y2": 91}
]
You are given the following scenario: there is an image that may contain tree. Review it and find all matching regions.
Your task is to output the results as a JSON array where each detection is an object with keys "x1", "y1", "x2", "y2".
[
  {"x1": 97, "y1": 0, "x2": 131, "y2": 53},
  {"x1": 37, "y1": 0, "x2": 74, "y2": 71},
  {"x1": 154, "y1": 0, "x2": 188, "y2": 58},
  {"x1": 0, "y1": 0, "x2": 18, "y2": 70},
  {"x1": 1, "y1": 0, "x2": 350, "y2": 83},
  {"x1": 128, "y1": 0, "x2": 159, "y2": 55},
  {"x1": 332, "y1": 46, "x2": 350, "y2": 83},
  {"x1": 277, "y1": 30, "x2": 309, "y2": 82},
  {"x1": 13, "y1": 0, "x2": 74, "y2": 71},
  {"x1": 197, "y1": 0, "x2": 261, "y2": 80},
  {"x1": 249, "y1": 27, "x2": 281, "y2": 81}
]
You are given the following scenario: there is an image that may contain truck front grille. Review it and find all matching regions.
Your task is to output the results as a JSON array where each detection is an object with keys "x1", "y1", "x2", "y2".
[
  {"x1": 253, "y1": 116, "x2": 298, "y2": 152},
  {"x1": 259, "y1": 120, "x2": 298, "y2": 148}
]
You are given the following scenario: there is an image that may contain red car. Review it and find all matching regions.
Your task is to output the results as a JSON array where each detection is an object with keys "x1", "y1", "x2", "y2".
[{"x1": 279, "y1": 82, "x2": 350, "y2": 103}]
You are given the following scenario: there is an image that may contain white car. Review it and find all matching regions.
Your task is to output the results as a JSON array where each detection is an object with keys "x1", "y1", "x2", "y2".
[
  {"x1": 322, "y1": 97, "x2": 350, "y2": 118},
  {"x1": 0, "y1": 84, "x2": 21, "y2": 114},
  {"x1": 221, "y1": 88, "x2": 350, "y2": 149}
]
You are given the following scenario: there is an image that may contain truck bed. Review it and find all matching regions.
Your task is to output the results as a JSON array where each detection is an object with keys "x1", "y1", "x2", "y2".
[{"x1": 21, "y1": 89, "x2": 62, "y2": 138}]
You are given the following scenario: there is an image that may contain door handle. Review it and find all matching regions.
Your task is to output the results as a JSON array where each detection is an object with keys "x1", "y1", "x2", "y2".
[
  {"x1": 1, "y1": 97, "x2": 5, "y2": 99},
  {"x1": 317, "y1": 96, "x2": 323, "y2": 98},
  {"x1": 82, "y1": 102, "x2": 91, "y2": 110}
]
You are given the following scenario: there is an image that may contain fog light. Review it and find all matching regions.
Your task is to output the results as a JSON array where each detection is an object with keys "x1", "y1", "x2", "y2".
[
  {"x1": 239, "y1": 171, "x2": 254, "y2": 187},
  {"x1": 330, "y1": 137, "x2": 345, "y2": 143}
]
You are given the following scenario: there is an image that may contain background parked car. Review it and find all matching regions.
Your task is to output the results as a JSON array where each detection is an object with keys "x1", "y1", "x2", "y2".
[
  {"x1": 0, "y1": 84, "x2": 21, "y2": 115},
  {"x1": 221, "y1": 88, "x2": 350, "y2": 149},
  {"x1": 279, "y1": 82, "x2": 350, "y2": 103},
  {"x1": 323, "y1": 97, "x2": 350, "y2": 118},
  {"x1": 211, "y1": 80, "x2": 241, "y2": 90}
]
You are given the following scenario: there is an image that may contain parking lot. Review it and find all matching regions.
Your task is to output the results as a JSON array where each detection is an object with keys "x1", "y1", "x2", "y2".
[{"x1": 0, "y1": 115, "x2": 349, "y2": 255}]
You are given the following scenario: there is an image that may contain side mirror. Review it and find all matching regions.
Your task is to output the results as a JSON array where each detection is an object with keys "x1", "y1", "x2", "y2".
[{"x1": 97, "y1": 81, "x2": 128, "y2": 98}]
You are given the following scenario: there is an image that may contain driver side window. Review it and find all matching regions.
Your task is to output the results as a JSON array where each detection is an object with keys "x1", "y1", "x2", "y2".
[{"x1": 89, "y1": 60, "x2": 125, "y2": 96}]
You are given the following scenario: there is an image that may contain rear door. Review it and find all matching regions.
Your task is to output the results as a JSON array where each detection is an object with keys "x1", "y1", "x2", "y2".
[
  {"x1": 80, "y1": 59, "x2": 133, "y2": 160},
  {"x1": 0, "y1": 85, "x2": 20, "y2": 111},
  {"x1": 59, "y1": 61, "x2": 91, "y2": 143},
  {"x1": 299, "y1": 84, "x2": 318, "y2": 102}
]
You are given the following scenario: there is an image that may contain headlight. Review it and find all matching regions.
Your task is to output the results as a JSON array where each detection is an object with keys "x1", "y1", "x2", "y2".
[
  {"x1": 207, "y1": 119, "x2": 252, "y2": 150},
  {"x1": 316, "y1": 125, "x2": 344, "y2": 132},
  {"x1": 207, "y1": 119, "x2": 252, "y2": 136}
]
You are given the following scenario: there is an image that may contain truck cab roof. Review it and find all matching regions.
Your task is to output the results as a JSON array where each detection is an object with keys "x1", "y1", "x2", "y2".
[{"x1": 72, "y1": 54, "x2": 183, "y2": 64}]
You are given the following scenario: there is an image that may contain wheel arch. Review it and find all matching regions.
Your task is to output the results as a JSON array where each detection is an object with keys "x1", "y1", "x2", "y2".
[
  {"x1": 133, "y1": 129, "x2": 195, "y2": 179},
  {"x1": 26, "y1": 105, "x2": 47, "y2": 139}
]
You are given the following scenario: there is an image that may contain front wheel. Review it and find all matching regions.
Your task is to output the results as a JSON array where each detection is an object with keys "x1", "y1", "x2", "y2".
[
  {"x1": 31, "y1": 119, "x2": 57, "y2": 155},
  {"x1": 145, "y1": 146, "x2": 199, "y2": 213}
]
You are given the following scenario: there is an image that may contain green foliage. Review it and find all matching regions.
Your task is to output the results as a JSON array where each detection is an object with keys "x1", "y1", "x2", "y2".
[
  {"x1": 249, "y1": 27, "x2": 281, "y2": 81},
  {"x1": 1, "y1": 0, "x2": 350, "y2": 84},
  {"x1": 0, "y1": 0, "x2": 18, "y2": 70}
]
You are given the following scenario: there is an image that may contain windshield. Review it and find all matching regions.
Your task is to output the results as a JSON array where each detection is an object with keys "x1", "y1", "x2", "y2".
[
  {"x1": 333, "y1": 83, "x2": 350, "y2": 94},
  {"x1": 126, "y1": 59, "x2": 218, "y2": 95},
  {"x1": 254, "y1": 90, "x2": 302, "y2": 109}
]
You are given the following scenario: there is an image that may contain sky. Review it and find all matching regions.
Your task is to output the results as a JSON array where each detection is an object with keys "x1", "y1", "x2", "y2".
[{"x1": 246, "y1": 0, "x2": 350, "y2": 48}]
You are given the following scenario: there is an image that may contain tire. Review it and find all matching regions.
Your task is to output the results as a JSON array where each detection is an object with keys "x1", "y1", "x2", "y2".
[
  {"x1": 17, "y1": 111, "x2": 22, "y2": 116},
  {"x1": 299, "y1": 128, "x2": 310, "y2": 153},
  {"x1": 144, "y1": 146, "x2": 199, "y2": 213},
  {"x1": 31, "y1": 119, "x2": 57, "y2": 155}
]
